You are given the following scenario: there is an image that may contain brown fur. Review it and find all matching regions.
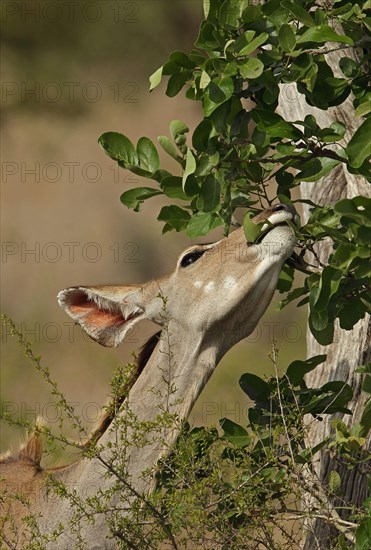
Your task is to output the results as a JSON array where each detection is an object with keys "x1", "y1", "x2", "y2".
[
  {"x1": 0, "y1": 433, "x2": 44, "y2": 547},
  {"x1": 0, "y1": 331, "x2": 161, "y2": 468},
  {"x1": 80, "y1": 330, "x2": 161, "y2": 450},
  {"x1": 0, "y1": 333, "x2": 161, "y2": 547}
]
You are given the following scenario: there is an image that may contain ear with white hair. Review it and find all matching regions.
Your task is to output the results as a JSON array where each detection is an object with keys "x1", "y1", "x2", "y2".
[{"x1": 58, "y1": 285, "x2": 144, "y2": 347}]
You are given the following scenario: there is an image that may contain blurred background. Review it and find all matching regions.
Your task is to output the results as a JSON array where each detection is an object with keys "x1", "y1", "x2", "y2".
[{"x1": 1, "y1": 0, "x2": 306, "y2": 460}]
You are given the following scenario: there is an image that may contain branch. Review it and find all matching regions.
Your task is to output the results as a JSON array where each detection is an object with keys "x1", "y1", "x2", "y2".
[
  {"x1": 270, "y1": 342, "x2": 295, "y2": 464},
  {"x1": 286, "y1": 513, "x2": 357, "y2": 535},
  {"x1": 224, "y1": 148, "x2": 346, "y2": 166},
  {"x1": 95, "y1": 455, "x2": 179, "y2": 550},
  {"x1": 286, "y1": 252, "x2": 318, "y2": 274},
  {"x1": 0, "y1": 534, "x2": 18, "y2": 550},
  {"x1": 256, "y1": 148, "x2": 345, "y2": 165},
  {"x1": 296, "y1": 468, "x2": 356, "y2": 545},
  {"x1": 302, "y1": 37, "x2": 371, "y2": 56},
  {"x1": 111, "y1": 530, "x2": 142, "y2": 550}
]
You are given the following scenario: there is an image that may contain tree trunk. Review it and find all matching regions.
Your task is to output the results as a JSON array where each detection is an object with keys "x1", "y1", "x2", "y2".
[{"x1": 278, "y1": 44, "x2": 371, "y2": 548}]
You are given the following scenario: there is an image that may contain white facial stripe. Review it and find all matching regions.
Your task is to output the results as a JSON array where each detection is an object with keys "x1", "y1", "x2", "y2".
[
  {"x1": 223, "y1": 276, "x2": 237, "y2": 289},
  {"x1": 204, "y1": 281, "x2": 215, "y2": 294}
]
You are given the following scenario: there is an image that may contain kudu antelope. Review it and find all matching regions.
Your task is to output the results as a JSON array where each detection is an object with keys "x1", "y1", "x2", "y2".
[{"x1": 1, "y1": 204, "x2": 297, "y2": 549}]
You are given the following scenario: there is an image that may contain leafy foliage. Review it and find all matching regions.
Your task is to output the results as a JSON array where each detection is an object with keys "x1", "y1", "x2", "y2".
[
  {"x1": 100, "y1": 0, "x2": 370, "y2": 217},
  {"x1": 99, "y1": 0, "x2": 370, "y2": 345},
  {"x1": 278, "y1": 197, "x2": 371, "y2": 344},
  {"x1": 151, "y1": 353, "x2": 370, "y2": 549}
]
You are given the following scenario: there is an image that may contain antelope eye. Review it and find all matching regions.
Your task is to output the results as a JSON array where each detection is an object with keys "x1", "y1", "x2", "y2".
[{"x1": 180, "y1": 250, "x2": 205, "y2": 268}]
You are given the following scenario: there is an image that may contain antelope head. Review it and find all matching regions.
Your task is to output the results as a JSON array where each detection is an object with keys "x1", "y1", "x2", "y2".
[{"x1": 58, "y1": 204, "x2": 297, "y2": 358}]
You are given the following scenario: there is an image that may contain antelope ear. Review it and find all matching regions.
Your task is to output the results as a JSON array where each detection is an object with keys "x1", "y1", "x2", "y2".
[{"x1": 57, "y1": 285, "x2": 144, "y2": 347}]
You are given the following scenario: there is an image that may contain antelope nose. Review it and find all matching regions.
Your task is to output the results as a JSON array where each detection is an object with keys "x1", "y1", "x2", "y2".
[
  {"x1": 272, "y1": 203, "x2": 290, "y2": 213},
  {"x1": 272, "y1": 203, "x2": 298, "y2": 220}
]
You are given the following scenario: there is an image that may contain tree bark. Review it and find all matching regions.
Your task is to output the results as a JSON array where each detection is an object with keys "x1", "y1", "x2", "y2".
[{"x1": 278, "y1": 45, "x2": 371, "y2": 548}]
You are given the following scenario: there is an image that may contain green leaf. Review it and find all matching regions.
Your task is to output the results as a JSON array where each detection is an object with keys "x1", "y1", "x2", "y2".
[
  {"x1": 305, "y1": 73, "x2": 350, "y2": 109},
  {"x1": 157, "y1": 136, "x2": 181, "y2": 162},
  {"x1": 286, "y1": 355, "x2": 327, "y2": 386},
  {"x1": 276, "y1": 142, "x2": 298, "y2": 154},
  {"x1": 312, "y1": 266, "x2": 343, "y2": 311},
  {"x1": 220, "y1": 418, "x2": 250, "y2": 447},
  {"x1": 199, "y1": 70, "x2": 211, "y2": 89},
  {"x1": 318, "y1": 121, "x2": 346, "y2": 142},
  {"x1": 339, "y1": 57, "x2": 358, "y2": 78},
  {"x1": 195, "y1": 152, "x2": 219, "y2": 176},
  {"x1": 296, "y1": 438, "x2": 330, "y2": 464},
  {"x1": 162, "y1": 60, "x2": 181, "y2": 76},
  {"x1": 278, "y1": 286, "x2": 307, "y2": 310},
  {"x1": 166, "y1": 72, "x2": 190, "y2": 97},
  {"x1": 98, "y1": 132, "x2": 137, "y2": 166},
  {"x1": 303, "y1": 381, "x2": 353, "y2": 414},
  {"x1": 237, "y1": 32, "x2": 269, "y2": 56},
  {"x1": 186, "y1": 212, "x2": 222, "y2": 237},
  {"x1": 239, "y1": 58, "x2": 264, "y2": 79},
  {"x1": 169, "y1": 120, "x2": 189, "y2": 140},
  {"x1": 137, "y1": 137, "x2": 160, "y2": 174},
  {"x1": 192, "y1": 119, "x2": 213, "y2": 151},
  {"x1": 332, "y1": 418, "x2": 348, "y2": 437},
  {"x1": 295, "y1": 157, "x2": 341, "y2": 182},
  {"x1": 355, "y1": 518, "x2": 371, "y2": 550},
  {"x1": 183, "y1": 174, "x2": 200, "y2": 197},
  {"x1": 309, "y1": 319, "x2": 334, "y2": 346},
  {"x1": 197, "y1": 175, "x2": 221, "y2": 212},
  {"x1": 302, "y1": 114, "x2": 319, "y2": 135},
  {"x1": 149, "y1": 66, "x2": 163, "y2": 91},
  {"x1": 297, "y1": 25, "x2": 353, "y2": 45},
  {"x1": 276, "y1": 263, "x2": 294, "y2": 293},
  {"x1": 346, "y1": 118, "x2": 371, "y2": 168},
  {"x1": 355, "y1": 98, "x2": 371, "y2": 118},
  {"x1": 160, "y1": 176, "x2": 189, "y2": 200},
  {"x1": 335, "y1": 197, "x2": 371, "y2": 226},
  {"x1": 362, "y1": 375, "x2": 371, "y2": 395},
  {"x1": 359, "y1": 398, "x2": 371, "y2": 437},
  {"x1": 287, "y1": 53, "x2": 316, "y2": 87},
  {"x1": 252, "y1": 109, "x2": 302, "y2": 140},
  {"x1": 355, "y1": 363, "x2": 371, "y2": 375},
  {"x1": 203, "y1": 0, "x2": 215, "y2": 19},
  {"x1": 234, "y1": 30, "x2": 256, "y2": 53},
  {"x1": 169, "y1": 50, "x2": 195, "y2": 69},
  {"x1": 339, "y1": 298, "x2": 367, "y2": 330},
  {"x1": 239, "y1": 373, "x2": 270, "y2": 402},
  {"x1": 219, "y1": 0, "x2": 248, "y2": 28},
  {"x1": 319, "y1": 381, "x2": 353, "y2": 410},
  {"x1": 195, "y1": 20, "x2": 219, "y2": 51},
  {"x1": 281, "y1": 1, "x2": 315, "y2": 26},
  {"x1": 182, "y1": 148, "x2": 197, "y2": 190},
  {"x1": 120, "y1": 187, "x2": 162, "y2": 211},
  {"x1": 202, "y1": 76, "x2": 235, "y2": 116},
  {"x1": 329, "y1": 471, "x2": 341, "y2": 493},
  {"x1": 243, "y1": 212, "x2": 264, "y2": 243},
  {"x1": 157, "y1": 205, "x2": 190, "y2": 232},
  {"x1": 242, "y1": 4, "x2": 261, "y2": 23},
  {"x1": 310, "y1": 307, "x2": 329, "y2": 332},
  {"x1": 279, "y1": 24, "x2": 296, "y2": 52}
]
